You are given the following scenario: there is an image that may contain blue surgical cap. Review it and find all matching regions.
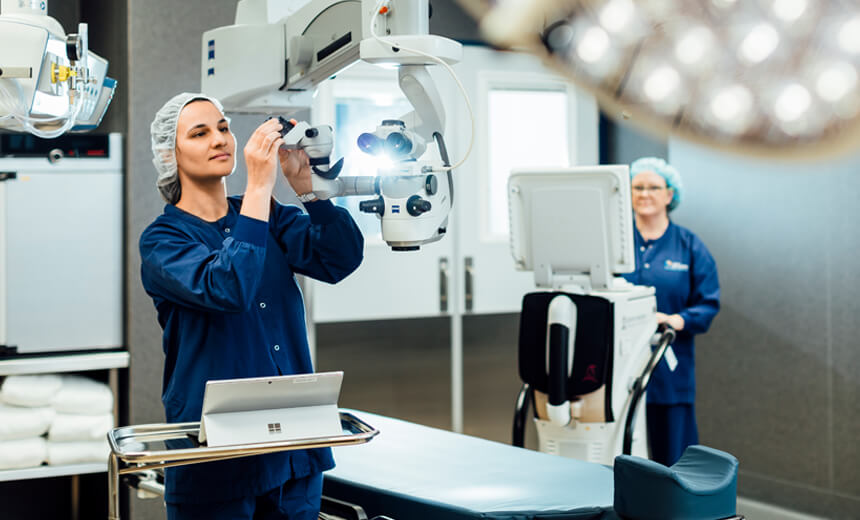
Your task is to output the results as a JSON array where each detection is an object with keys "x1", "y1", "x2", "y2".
[{"x1": 630, "y1": 157, "x2": 683, "y2": 211}]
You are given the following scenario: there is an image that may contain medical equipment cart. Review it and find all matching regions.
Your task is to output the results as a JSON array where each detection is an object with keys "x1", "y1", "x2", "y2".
[{"x1": 106, "y1": 411, "x2": 378, "y2": 520}]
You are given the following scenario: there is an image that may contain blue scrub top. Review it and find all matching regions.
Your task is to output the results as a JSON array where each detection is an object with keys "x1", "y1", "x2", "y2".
[
  {"x1": 139, "y1": 196, "x2": 363, "y2": 504},
  {"x1": 622, "y1": 221, "x2": 720, "y2": 404}
]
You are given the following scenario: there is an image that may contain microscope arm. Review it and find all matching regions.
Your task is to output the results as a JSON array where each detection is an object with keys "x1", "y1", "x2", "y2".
[
  {"x1": 396, "y1": 65, "x2": 446, "y2": 145},
  {"x1": 312, "y1": 175, "x2": 378, "y2": 200}
]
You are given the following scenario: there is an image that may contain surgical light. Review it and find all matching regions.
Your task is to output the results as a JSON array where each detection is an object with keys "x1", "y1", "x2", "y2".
[
  {"x1": 457, "y1": 0, "x2": 860, "y2": 157},
  {"x1": 738, "y1": 23, "x2": 780, "y2": 65},
  {"x1": 674, "y1": 26, "x2": 715, "y2": 70},
  {"x1": 576, "y1": 26, "x2": 610, "y2": 64},
  {"x1": 598, "y1": 0, "x2": 635, "y2": 34},
  {"x1": 771, "y1": 0, "x2": 808, "y2": 23},
  {"x1": 643, "y1": 66, "x2": 681, "y2": 103},
  {"x1": 711, "y1": 0, "x2": 738, "y2": 8},
  {"x1": 838, "y1": 16, "x2": 860, "y2": 55},
  {"x1": 706, "y1": 84, "x2": 755, "y2": 135},
  {"x1": 815, "y1": 62, "x2": 859, "y2": 116},
  {"x1": 0, "y1": 0, "x2": 116, "y2": 137}
]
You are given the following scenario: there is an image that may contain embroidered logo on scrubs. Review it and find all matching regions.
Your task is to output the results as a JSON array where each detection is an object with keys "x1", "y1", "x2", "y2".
[
  {"x1": 664, "y1": 259, "x2": 689, "y2": 272},
  {"x1": 267, "y1": 422, "x2": 282, "y2": 434}
]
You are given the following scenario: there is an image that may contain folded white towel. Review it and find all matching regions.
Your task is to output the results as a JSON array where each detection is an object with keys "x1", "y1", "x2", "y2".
[
  {"x1": 48, "y1": 413, "x2": 114, "y2": 442},
  {"x1": 46, "y1": 440, "x2": 110, "y2": 466},
  {"x1": 0, "y1": 437, "x2": 47, "y2": 470},
  {"x1": 51, "y1": 375, "x2": 113, "y2": 415},
  {"x1": 0, "y1": 404, "x2": 55, "y2": 440},
  {"x1": 1, "y1": 374, "x2": 63, "y2": 407}
]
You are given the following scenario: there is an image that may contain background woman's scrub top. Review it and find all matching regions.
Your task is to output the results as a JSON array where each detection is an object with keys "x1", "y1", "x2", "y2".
[{"x1": 622, "y1": 221, "x2": 720, "y2": 465}]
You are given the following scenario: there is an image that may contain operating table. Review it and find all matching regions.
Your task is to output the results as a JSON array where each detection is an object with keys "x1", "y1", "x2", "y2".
[
  {"x1": 324, "y1": 410, "x2": 615, "y2": 519},
  {"x1": 110, "y1": 410, "x2": 739, "y2": 520}
]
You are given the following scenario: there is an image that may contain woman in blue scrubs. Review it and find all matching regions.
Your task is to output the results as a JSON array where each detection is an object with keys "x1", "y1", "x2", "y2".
[
  {"x1": 621, "y1": 157, "x2": 720, "y2": 467},
  {"x1": 139, "y1": 93, "x2": 364, "y2": 519}
]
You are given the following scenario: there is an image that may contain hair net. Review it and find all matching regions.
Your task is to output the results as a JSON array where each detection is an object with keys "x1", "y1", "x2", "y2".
[
  {"x1": 150, "y1": 92, "x2": 233, "y2": 204},
  {"x1": 630, "y1": 157, "x2": 683, "y2": 211}
]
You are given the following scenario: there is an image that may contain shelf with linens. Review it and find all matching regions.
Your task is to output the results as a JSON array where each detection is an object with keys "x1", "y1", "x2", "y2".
[{"x1": 0, "y1": 350, "x2": 129, "y2": 482}]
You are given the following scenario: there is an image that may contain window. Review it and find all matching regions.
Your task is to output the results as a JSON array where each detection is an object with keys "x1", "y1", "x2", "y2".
[{"x1": 486, "y1": 89, "x2": 569, "y2": 238}]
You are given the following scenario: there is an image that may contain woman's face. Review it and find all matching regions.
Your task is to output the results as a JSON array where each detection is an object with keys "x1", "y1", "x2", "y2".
[
  {"x1": 631, "y1": 170, "x2": 674, "y2": 218},
  {"x1": 174, "y1": 100, "x2": 235, "y2": 182}
]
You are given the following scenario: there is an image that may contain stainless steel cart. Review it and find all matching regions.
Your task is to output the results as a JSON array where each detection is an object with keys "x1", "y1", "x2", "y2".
[{"x1": 107, "y1": 411, "x2": 378, "y2": 520}]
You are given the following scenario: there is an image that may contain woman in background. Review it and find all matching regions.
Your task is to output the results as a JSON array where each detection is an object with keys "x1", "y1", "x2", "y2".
[{"x1": 622, "y1": 157, "x2": 720, "y2": 466}]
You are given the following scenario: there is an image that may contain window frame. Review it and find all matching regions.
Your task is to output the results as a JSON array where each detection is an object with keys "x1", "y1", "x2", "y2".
[{"x1": 476, "y1": 72, "x2": 580, "y2": 242}]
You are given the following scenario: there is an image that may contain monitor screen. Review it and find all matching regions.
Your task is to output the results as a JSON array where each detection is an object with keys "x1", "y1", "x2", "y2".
[{"x1": 508, "y1": 165, "x2": 634, "y2": 289}]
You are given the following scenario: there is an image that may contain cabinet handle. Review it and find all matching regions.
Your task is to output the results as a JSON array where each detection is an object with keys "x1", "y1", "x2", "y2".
[
  {"x1": 465, "y1": 256, "x2": 474, "y2": 313},
  {"x1": 439, "y1": 257, "x2": 449, "y2": 313}
]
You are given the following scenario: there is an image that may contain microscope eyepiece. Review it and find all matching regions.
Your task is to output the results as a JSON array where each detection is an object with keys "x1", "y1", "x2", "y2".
[
  {"x1": 357, "y1": 132, "x2": 384, "y2": 155},
  {"x1": 385, "y1": 132, "x2": 413, "y2": 157}
]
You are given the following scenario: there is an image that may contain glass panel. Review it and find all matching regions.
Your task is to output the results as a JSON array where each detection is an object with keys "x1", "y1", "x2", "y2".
[
  {"x1": 333, "y1": 84, "x2": 412, "y2": 242},
  {"x1": 487, "y1": 89, "x2": 569, "y2": 238}
]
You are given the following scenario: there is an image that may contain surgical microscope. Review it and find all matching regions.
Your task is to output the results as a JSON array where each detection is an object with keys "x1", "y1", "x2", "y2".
[{"x1": 202, "y1": 0, "x2": 467, "y2": 250}]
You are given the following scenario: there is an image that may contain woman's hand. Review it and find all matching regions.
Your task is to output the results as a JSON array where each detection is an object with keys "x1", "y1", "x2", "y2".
[
  {"x1": 240, "y1": 119, "x2": 283, "y2": 222},
  {"x1": 279, "y1": 148, "x2": 313, "y2": 196},
  {"x1": 243, "y1": 118, "x2": 284, "y2": 193},
  {"x1": 656, "y1": 312, "x2": 685, "y2": 331}
]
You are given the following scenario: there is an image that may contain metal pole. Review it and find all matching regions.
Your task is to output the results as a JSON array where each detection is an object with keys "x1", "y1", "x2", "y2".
[
  {"x1": 70, "y1": 474, "x2": 80, "y2": 520},
  {"x1": 450, "y1": 178, "x2": 463, "y2": 433},
  {"x1": 108, "y1": 452, "x2": 120, "y2": 520}
]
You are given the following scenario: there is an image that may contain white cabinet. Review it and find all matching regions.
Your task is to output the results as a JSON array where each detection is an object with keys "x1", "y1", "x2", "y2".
[{"x1": 0, "y1": 134, "x2": 123, "y2": 355}]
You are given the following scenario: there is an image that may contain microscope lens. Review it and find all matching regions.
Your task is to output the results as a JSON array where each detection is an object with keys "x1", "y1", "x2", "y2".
[
  {"x1": 357, "y1": 133, "x2": 383, "y2": 155},
  {"x1": 385, "y1": 132, "x2": 412, "y2": 156}
]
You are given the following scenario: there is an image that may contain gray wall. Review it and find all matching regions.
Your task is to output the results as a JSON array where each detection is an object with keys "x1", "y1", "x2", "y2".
[
  {"x1": 599, "y1": 113, "x2": 668, "y2": 165},
  {"x1": 126, "y1": 1, "x2": 255, "y2": 518},
  {"x1": 670, "y1": 140, "x2": 860, "y2": 519}
]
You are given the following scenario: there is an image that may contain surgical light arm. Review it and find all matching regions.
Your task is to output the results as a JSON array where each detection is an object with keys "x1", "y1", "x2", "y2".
[{"x1": 0, "y1": 0, "x2": 116, "y2": 137}]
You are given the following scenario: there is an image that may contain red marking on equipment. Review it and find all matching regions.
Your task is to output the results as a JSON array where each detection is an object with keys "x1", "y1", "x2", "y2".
[
  {"x1": 583, "y1": 364, "x2": 598, "y2": 383},
  {"x1": 379, "y1": 6, "x2": 389, "y2": 14}
]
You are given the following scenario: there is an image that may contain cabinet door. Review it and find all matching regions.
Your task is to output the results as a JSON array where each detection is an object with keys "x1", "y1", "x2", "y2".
[
  {"x1": 309, "y1": 64, "x2": 455, "y2": 323},
  {"x1": 448, "y1": 46, "x2": 600, "y2": 315},
  {"x1": 2, "y1": 170, "x2": 123, "y2": 352}
]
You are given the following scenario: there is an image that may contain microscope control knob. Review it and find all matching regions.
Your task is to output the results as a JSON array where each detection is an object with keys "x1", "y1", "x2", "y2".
[
  {"x1": 425, "y1": 174, "x2": 438, "y2": 195},
  {"x1": 271, "y1": 116, "x2": 296, "y2": 138},
  {"x1": 407, "y1": 195, "x2": 432, "y2": 216},
  {"x1": 305, "y1": 128, "x2": 319, "y2": 138},
  {"x1": 359, "y1": 197, "x2": 385, "y2": 215}
]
